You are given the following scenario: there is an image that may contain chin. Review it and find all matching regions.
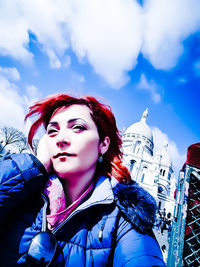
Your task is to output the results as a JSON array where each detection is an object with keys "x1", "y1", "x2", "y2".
[
  {"x1": 52, "y1": 162, "x2": 73, "y2": 176},
  {"x1": 54, "y1": 169, "x2": 76, "y2": 179}
]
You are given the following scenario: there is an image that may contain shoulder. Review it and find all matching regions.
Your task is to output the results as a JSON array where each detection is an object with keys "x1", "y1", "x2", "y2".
[
  {"x1": 0, "y1": 153, "x2": 48, "y2": 183},
  {"x1": 0, "y1": 153, "x2": 48, "y2": 225},
  {"x1": 112, "y1": 181, "x2": 157, "y2": 234},
  {"x1": 111, "y1": 183, "x2": 165, "y2": 266}
]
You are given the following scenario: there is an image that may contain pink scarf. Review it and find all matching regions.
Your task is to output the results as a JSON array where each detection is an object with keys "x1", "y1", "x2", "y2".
[{"x1": 44, "y1": 178, "x2": 94, "y2": 230}]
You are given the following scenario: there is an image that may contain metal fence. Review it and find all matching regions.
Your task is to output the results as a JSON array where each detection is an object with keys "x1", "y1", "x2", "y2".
[{"x1": 167, "y1": 165, "x2": 200, "y2": 266}]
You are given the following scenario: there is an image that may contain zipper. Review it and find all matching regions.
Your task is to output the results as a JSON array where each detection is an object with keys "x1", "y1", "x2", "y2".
[
  {"x1": 40, "y1": 176, "x2": 115, "y2": 235},
  {"x1": 52, "y1": 198, "x2": 114, "y2": 235},
  {"x1": 41, "y1": 193, "x2": 49, "y2": 232}
]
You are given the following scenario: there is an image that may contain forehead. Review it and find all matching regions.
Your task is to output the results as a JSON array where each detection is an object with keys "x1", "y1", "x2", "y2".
[{"x1": 49, "y1": 104, "x2": 94, "y2": 123}]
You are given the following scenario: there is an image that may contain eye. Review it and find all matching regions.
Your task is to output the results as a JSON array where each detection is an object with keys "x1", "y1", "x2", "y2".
[
  {"x1": 47, "y1": 128, "x2": 58, "y2": 135},
  {"x1": 72, "y1": 124, "x2": 86, "y2": 132}
]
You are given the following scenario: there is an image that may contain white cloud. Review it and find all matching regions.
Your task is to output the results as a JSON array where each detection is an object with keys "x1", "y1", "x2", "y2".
[
  {"x1": 152, "y1": 126, "x2": 186, "y2": 178},
  {"x1": 0, "y1": 0, "x2": 69, "y2": 66},
  {"x1": 63, "y1": 55, "x2": 71, "y2": 68},
  {"x1": 46, "y1": 49, "x2": 61, "y2": 69},
  {"x1": 0, "y1": 0, "x2": 200, "y2": 87},
  {"x1": 68, "y1": 0, "x2": 142, "y2": 88},
  {"x1": 0, "y1": 1, "x2": 33, "y2": 64},
  {"x1": 25, "y1": 85, "x2": 42, "y2": 106},
  {"x1": 0, "y1": 67, "x2": 40, "y2": 134},
  {"x1": 142, "y1": 0, "x2": 200, "y2": 70},
  {"x1": 0, "y1": 66, "x2": 20, "y2": 81},
  {"x1": 136, "y1": 74, "x2": 161, "y2": 103},
  {"x1": 0, "y1": 75, "x2": 26, "y2": 131}
]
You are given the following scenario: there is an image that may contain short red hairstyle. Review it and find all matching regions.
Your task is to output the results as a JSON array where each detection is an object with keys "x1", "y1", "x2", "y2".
[{"x1": 25, "y1": 93, "x2": 131, "y2": 183}]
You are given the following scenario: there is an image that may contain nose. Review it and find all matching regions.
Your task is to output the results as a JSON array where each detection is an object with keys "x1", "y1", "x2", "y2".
[{"x1": 56, "y1": 131, "x2": 70, "y2": 148}]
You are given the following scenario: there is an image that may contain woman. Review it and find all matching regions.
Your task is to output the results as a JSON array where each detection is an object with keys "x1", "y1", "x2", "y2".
[{"x1": 0, "y1": 94, "x2": 165, "y2": 266}]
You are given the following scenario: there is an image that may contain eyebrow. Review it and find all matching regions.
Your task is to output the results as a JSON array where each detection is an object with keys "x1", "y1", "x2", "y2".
[
  {"x1": 47, "y1": 121, "x2": 58, "y2": 127},
  {"x1": 48, "y1": 118, "x2": 87, "y2": 127},
  {"x1": 68, "y1": 118, "x2": 86, "y2": 124}
]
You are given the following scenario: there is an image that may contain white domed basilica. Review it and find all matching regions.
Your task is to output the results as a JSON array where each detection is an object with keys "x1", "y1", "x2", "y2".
[{"x1": 122, "y1": 109, "x2": 176, "y2": 215}]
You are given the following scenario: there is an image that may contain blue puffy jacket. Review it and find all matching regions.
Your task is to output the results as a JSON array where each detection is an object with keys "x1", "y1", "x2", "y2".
[{"x1": 0, "y1": 153, "x2": 165, "y2": 266}]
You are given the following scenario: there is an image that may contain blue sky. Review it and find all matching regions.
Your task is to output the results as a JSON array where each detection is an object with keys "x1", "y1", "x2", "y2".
[{"x1": 0, "y1": 0, "x2": 200, "y2": 177}]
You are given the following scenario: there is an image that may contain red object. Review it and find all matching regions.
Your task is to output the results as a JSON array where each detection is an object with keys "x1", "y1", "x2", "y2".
[
  {"x1": 184, "y1": 143, "x2": 200, "y2": 236},
  {"x1": 185, "y1": 143, "x2": 200, "y2": 169},
  {"x1": 174, "y1": 188, "x2": 177, "y2": 199}
]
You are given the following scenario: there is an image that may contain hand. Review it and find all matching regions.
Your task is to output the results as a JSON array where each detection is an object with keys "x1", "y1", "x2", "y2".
[{"x1": 37, "y1": 134, "x2": 52, "y2": 173}]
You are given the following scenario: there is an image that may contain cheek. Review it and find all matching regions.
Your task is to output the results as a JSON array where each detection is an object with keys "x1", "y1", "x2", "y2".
[
  {"x1": 79, "y1": 136, "x2": 100, "y2": 157},
  {"x1": 45, "y1": 138, "x2": 56, "y2": 157}
]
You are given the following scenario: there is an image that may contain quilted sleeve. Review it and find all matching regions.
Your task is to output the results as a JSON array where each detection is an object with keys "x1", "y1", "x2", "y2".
[
  {"x1": 0, "y1": 153, "x2": 48, "y2": 225},
  {"x1": 113, "y1": 217, "x2": 166, "y2": 267}
]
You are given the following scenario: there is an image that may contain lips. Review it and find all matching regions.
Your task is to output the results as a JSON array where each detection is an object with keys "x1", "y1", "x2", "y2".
[{"x1": 53, "y1": 152, "x2": 76, "y2": 159}]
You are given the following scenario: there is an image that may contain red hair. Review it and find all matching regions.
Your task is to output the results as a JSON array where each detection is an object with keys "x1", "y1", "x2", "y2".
[{"x1": 25, "y1": 93, "x2": 131, "y2": 183}]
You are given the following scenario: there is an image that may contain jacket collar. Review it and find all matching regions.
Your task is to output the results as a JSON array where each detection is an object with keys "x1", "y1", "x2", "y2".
[
  {"x1": 113, "y1": 182, "x2": 157, "y2": 234},
  {"x1": 50, "y1": 176, "x2": 115, "y2": 234},
  {"x1": 75, "y1": 176, "x2": 115, "y2": 210},
  {"x1": 47, "y1": 175, "x2": 156, "y2": 234},
  {"x1": 76, "y1": 176, "x2": 157, "y2": 234}
]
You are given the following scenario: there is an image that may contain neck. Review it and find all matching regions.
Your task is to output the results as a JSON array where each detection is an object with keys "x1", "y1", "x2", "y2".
[{"x1": 60, "y1": 169, "x2": 96, "y2": 206}]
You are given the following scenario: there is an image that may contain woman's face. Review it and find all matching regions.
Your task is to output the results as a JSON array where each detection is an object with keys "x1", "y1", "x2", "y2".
[{"x1": 46, "y1": 104, "x2": 109, "y2": 181}]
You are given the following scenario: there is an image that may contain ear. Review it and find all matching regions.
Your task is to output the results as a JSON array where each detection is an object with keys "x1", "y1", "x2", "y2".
[{"x1": 99, "y1": 136, "x2": 110, "y2": 155}]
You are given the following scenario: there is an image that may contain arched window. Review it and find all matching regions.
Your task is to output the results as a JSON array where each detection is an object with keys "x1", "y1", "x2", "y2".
[
  {"x1": 130, "y1": 160, "x2": 135, "y2": 172},
  {"x1": 158, "y1": 185, "x2": 167, "y2": 196},
  {"x1": 134, "y1": 141, "x2": 141, "y2": 154},
  {"x1": 141, "y1": 166, "x2": 148, "y2": 183},
  {"x1": 141, "y1": 173, "x2": 145, "y2": 183},
  {"x1": 158, "y1": 185, "x2": 163, "y2": 193}
]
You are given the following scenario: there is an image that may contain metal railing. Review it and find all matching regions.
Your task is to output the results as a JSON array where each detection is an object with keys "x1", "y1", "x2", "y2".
[{"x1": 167, "y1": 165, "x2": 200, "y2": 266}]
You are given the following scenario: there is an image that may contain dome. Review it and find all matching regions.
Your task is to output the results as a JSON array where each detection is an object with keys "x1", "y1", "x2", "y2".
[{"x1": 124, "y1": 108, "x2": 153, "y2": 142}]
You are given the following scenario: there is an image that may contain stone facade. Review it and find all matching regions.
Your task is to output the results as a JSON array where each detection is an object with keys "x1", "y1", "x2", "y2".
[{"x1": 122, "y1": 109, "x2": 176, "y2": 215}]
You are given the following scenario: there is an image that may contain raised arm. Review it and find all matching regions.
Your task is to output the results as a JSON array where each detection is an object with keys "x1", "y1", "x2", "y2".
[{"x1": 0, "y1": 153, "x2": 48, "y2": 226}]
